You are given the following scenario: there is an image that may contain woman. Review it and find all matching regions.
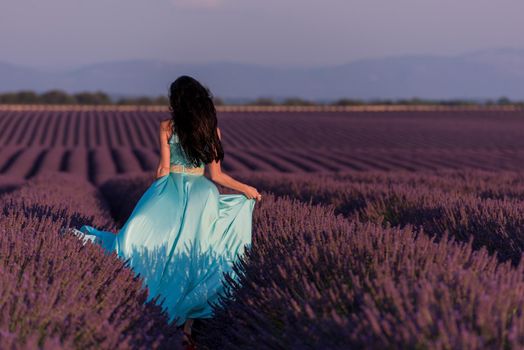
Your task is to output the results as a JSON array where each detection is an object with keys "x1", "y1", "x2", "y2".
[{"x1": 71, "y1": 75, "x2": 261, "y2": 347}]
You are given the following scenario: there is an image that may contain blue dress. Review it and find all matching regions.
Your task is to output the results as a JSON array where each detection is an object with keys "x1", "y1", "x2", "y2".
[{"x1": 73, "y1": 131, "x2": 256, "y2": 326}]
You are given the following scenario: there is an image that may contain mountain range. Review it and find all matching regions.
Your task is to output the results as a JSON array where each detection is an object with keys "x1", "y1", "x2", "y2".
[{"x1": 1, "y1": 47, "x2": 524, "y2": 101}]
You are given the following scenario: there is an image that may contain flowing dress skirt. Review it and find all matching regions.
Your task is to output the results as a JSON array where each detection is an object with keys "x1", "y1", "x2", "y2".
[{"x1": 74, "y1": 172, "x2": 256, "y2": 326}]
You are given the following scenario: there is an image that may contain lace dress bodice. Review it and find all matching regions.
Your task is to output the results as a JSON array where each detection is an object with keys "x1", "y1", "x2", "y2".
[{"x1": 168, "y1": 132, "x2": 205, "y2": 168}]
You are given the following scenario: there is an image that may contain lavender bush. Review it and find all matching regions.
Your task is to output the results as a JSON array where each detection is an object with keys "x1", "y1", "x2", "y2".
[
  {"x1": 0, "y1": 172, "x2": 182, "y2": 349},
  {"x1": 198, "y1": 194, "x2": 524, "y2": 349},
  {"x1": 0, "y1": 174, "x2": 25, "y2": 196},
  {"x1": 6, "y1": 169, "x2": 524, "y2": 349},
  {"x1": 98, "y1": 173, "x2": 156, "y2": 225},
  {"x1": 99, "y1": 172, "x2": 524, "y2": 349},
  {"x1": 245, "y1": 170, "x2": 524, "y2": 210},
  {"x1": 244, "y1": 170, "x2": 524, "y2": 265}
]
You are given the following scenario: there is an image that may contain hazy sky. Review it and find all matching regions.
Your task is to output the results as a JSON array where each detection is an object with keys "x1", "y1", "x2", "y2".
[{"x1": 1, "y1": 0, "x2": 523, "y2": 69}]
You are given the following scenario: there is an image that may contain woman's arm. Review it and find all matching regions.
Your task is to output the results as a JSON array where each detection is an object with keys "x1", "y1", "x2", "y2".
[
  {"x1": 155, "y1": 120, "x2": 171, "y2": 179},
  {"x1": 207, "y1": 127, "x2": 261, "y2": 200}
]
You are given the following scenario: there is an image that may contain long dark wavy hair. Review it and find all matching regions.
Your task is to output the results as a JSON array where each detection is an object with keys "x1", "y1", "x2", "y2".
[{"x1": 168, "y1": 75, "x2": 224, "y2": 167}]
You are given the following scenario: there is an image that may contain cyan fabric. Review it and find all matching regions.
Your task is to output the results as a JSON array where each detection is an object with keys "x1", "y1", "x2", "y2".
[
  {"x1": 168, "y1": 131, "x2": 205, "y2": 168},
  {"x1": 74, "y1": 131, "x2": 256, "y2": 326}
]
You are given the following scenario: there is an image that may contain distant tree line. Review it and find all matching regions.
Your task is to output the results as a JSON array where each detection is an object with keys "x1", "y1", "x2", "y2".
[
  {"x1": 0, "y1": 90, "x2": 173, "y2": 105},
  {"x1": 0, "y1": 90, "x2": 523, "y2": 106},
  {"x1": 242, "y1": 96, "x2": 524, "y2": 107}
]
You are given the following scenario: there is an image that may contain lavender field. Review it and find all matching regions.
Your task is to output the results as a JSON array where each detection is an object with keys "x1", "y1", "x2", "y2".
[
  {"x1": 3, "y1": 108, "x2": 524, "y2": 184},
  {"x1": 3, "y1": 106, "x2": 524, "y2": 349}
]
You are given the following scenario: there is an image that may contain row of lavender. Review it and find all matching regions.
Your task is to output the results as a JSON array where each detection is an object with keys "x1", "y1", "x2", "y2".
[
  {"x1": 0, "y1": 173, "x2": 183, "y2": 350},
  {"x1": 6, "y1": 110, "x2": 524, "y2": 184},
  {"x1": 246, "y1": 170, "x2": 524, "y2": 265},
  {"x1": 99, "y1": 171, "x2": 524, "y2": 349},
  {"x1": 4, "y1": 169, "x2": 524, "y2": 348},
  {"x1": 4, "y1": 110, "x2": 524, "y2": 150},
  {"x1": 8, "y1": 145, "x2": 524, "y2": 186}
]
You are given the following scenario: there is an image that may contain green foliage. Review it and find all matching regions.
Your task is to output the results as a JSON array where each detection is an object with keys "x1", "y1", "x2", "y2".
[
  {"x1": 40, "y1": 89, "x2": 76, "y2": 104},
  {"x1": 0, "y1": 90, "x2": 171, "y2": 105},
  {"x1": 281, "y1": 97, "x2": 316, "y2": 106},
  {"x1": 497, "y1": 96, "x2": 511, "y2": 105},
  {"x1": 74, "y1": 91, "x2": 111, "y2": 105},
  {"x1": 251, "y1": 97, "x2": 276, "y2": 106},
  {"x1": 213, "y1": 97, "x2": 224, "y2": 105},
  {"x1": 0, "y1": 90, "x2": 40, "y2": 104},
  {"x1": 333, "y1": 98, "x2": 365, "y2": 106},
  {"x1": 1, "y1": 89, "x2": 524, "y2": 106}
]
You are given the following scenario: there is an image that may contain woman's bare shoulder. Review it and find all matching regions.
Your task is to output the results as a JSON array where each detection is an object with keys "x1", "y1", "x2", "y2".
[{"x1": 160, "y1": 119, "x2": 173, "y2": 131}]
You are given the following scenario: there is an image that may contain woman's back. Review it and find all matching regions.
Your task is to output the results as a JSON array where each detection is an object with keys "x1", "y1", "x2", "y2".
[{"x1": 168, "y1": 131, "x2": 205, "y2": 168}]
